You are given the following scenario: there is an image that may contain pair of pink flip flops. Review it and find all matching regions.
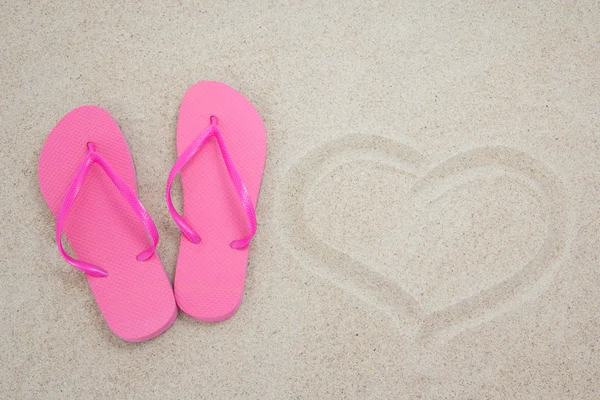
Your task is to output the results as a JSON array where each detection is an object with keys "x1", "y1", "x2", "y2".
[{"x1": 38, "y1": 81, "x2": 267, "y2": 342}]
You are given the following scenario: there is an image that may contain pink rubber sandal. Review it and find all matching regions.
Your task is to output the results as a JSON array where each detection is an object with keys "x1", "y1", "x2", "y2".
[
  {"x1": 39, "y1": 106, "x2": 177, "y2": 342},
  {"x1": 167, "y1": 81, "x2": 267, "y2": 322}
]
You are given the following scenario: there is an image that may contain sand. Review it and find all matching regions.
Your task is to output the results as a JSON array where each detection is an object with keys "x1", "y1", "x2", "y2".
[{"x1": 1, "y1": 1, "x2": 599, "y2": 398}]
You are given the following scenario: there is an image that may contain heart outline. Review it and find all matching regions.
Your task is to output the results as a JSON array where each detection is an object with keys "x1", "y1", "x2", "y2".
[{"x1": 275, "y1": 134, "x2": 569, "y2": 344}]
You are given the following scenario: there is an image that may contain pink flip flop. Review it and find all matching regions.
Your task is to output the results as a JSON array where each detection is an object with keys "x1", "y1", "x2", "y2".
[
  {"x1": 39, "y1": 106, "x2": 177, "y2": 342},
  {"x1": 166, "y1": 81, "x2": 267, "y2": 322}
]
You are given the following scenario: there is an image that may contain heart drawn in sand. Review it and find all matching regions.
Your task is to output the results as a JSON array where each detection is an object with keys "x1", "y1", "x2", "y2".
[{"x1": 276, "y1": 135, "x2": 568, "y2": 343}]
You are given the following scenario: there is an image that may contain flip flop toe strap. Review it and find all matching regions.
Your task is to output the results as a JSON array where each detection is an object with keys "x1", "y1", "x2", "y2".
[
  {"x1": 55, "y1": 143, "x2": 159, "y2": 277},
  {"x1": 166, "y1": 116, "x2": 257, "y2": 249}
]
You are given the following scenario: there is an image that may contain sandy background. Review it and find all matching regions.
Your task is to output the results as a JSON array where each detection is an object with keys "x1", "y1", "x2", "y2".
[{"x1": 1, "y1": 1, "x2": 599, "y2": 398}]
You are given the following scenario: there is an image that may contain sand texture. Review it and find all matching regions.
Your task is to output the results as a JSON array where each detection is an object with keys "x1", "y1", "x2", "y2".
[{"x1": 1, "y1": 1, "x2": 599, "y2": 398}]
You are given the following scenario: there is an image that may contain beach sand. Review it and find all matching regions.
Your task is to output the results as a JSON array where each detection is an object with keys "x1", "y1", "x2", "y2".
[{"x1": 1, "y1": 1, "x2": 599, "y2": 398}]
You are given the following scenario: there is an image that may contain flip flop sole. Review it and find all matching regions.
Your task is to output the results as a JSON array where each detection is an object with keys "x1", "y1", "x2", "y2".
[
  {"x1": 39, "y1": 106, "x2": 177, "y2": 342},
  {"x1": 174, "y1": 82, "x2": 267, "y2": 322}
]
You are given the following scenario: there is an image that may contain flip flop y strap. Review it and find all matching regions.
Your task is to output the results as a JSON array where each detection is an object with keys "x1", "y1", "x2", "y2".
[
  {"x1": 166, "y1": 116, "x2": 257, "y2": 249},
  {"x1": 55, "y1": 142, "x2": 159, "y2": 278}
]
